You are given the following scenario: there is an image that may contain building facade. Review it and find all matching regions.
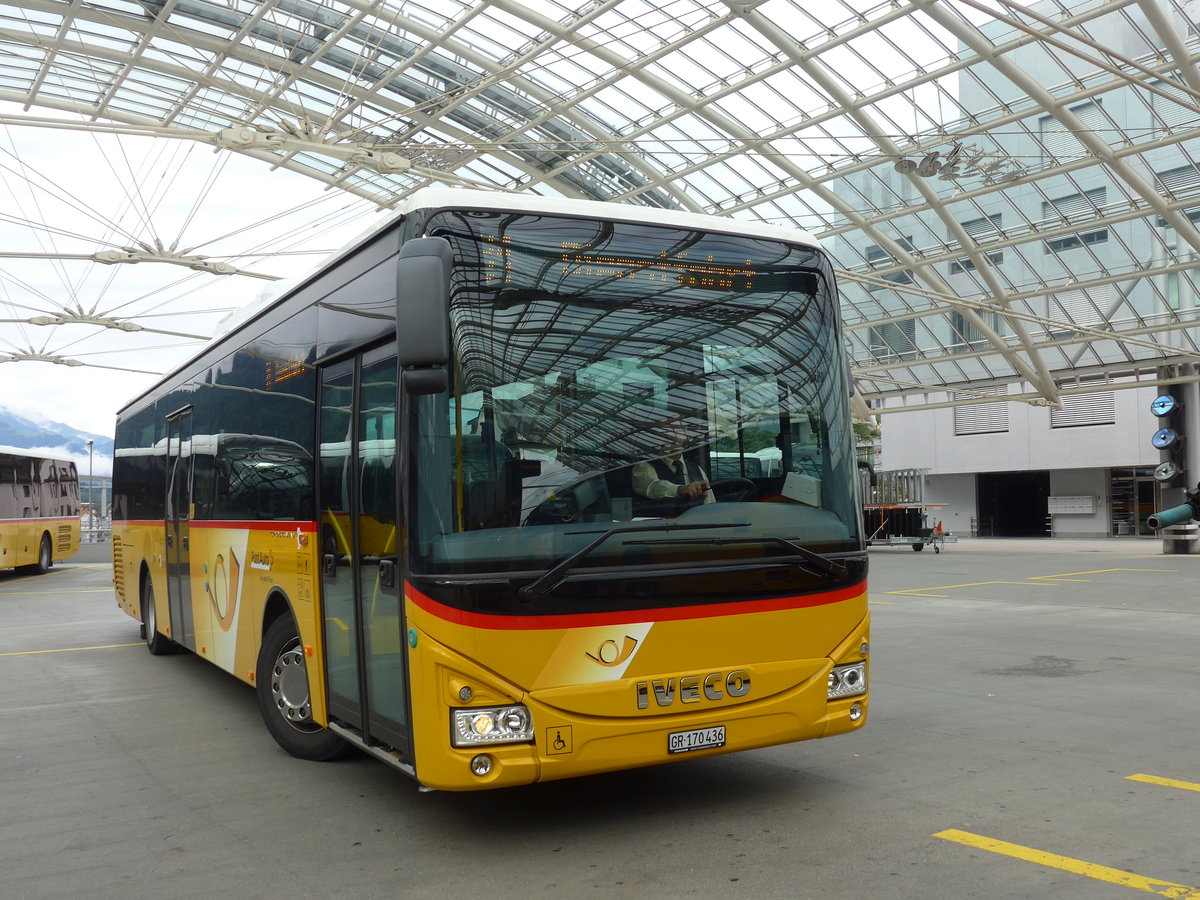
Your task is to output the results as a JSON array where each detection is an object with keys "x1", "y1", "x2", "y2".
[{"x1": 833, "y1": 2, "x2": 1200, "y2": 539}]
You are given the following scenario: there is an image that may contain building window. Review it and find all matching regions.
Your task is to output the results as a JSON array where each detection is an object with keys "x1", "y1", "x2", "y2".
[
  {"x1": 1048, "y1": 285, "x2": 1110, "y2": 335},
  {"x1": 1045, "y1": 186, "x2": 1106, "y2": 217},
  {"x1": 1045, "y1": 231, "x2": 1108, "y2": 252},
  {"x1": 961, "y1": 213, "x2": 1002, "y2": 240},
  {"x1": 949, "y1": 309, "x2": 1004, "y2": 351},
  {"x1": 1155, "y1": 164, "x2": 1200, "y2": 198},
  {"x1": 1155, "y1": 208, "x2": 1200, "y2": 228},
  {"x1": 1151, "y1": 77, "x2": 1196, "y2": 136},
  {"x1": 864, "y1": 239, "x2": 914, "y2": 291},
  {"x1": 953, "y1": 385, "x2": 1009, "y2": 435},
  {"x1": 1043, "y1": 187, "x2": 1107, "y2": 253},
  {"x1": 949, "y1": 251, "x2": 1004, "y2": 274},
  {"x1": 868, "y1": 319, "x2": 917, "y2": 362},
  {"x1": 1050, "y1": 391, "x2": 1116, "y2": 428},
  {"x1": 1040, "y1": 102, "x2": 1104, "y2": 165},
  {"x1": 950, "y1": 214, "x2": 1004, "y2": 273}
]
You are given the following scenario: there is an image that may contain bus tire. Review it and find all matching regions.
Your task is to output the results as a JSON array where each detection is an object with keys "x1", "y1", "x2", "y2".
[
  {"x1": 912, "y1": 543, "x2": 924, "y2": 551},
  {"x1": 256, "y1": 615, "x2": 349, "y2": 761},
  {"x1": 141, "y1": 577, "x2": 177, "y2": 656},
  {"x1": 33, "y1": 534, "x2": 52, "y2": 574}
]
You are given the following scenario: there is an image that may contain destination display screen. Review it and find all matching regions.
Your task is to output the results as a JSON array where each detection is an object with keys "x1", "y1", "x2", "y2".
[
  {"x1": 557, "y1": 249, "x2": 758, "y2": 291},
  {"x1": 476, "y1": 230, "x2": 818, "y2": 295}
]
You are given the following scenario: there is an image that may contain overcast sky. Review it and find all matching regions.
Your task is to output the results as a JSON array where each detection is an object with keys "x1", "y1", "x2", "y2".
[{"x1": 0, "y1": 108, "x2": 389, "y2": 442}]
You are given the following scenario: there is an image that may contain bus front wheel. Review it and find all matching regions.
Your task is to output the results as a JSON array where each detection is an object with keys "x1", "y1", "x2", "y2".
[{"x1": 256, "y1": 615, "x2": 349, "y2": 761}]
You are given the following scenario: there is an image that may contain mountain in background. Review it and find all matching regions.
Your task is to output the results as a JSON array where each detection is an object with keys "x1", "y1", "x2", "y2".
[{"x1": 0, "y1": 406, "x2": 114, "y2": 471}]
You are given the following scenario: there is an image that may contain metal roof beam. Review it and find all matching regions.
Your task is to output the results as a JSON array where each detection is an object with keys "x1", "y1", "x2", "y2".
[
  {"x1": 870, "y1": 369, "x2": 1200, "y2": 415},
  {"x1": 742, "y1": 3, "x2": 1061, "y2": 403},
  {"x1": 923, "y1": 0, "x2": 1200, "y2": 255},
  {"x1": 1136, "y1": 0, "x2": 1200, "y2": 96}
]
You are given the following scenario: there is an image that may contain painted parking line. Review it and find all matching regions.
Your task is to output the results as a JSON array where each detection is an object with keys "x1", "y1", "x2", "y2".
[
  {"x1": 0, "y1": 643, "x2": 141, "y2": 657},
  {"x1": 935, "y1": 829, "x2": 1200, "y2": 898},
  {"x1": 887, "y1": 580, "x2": 1056, "y2": 598},
  {"x1": 0, "y1": 569, "x2": 70, "y2": 586},
  {"x1": 889, "y1": 568, "x2": 1178, "y2": 598},
  {"x1": 1029, "y1": 569, "x2": 1178, "y2": 582},
  {"x1": 1127, "y1": 774, "x2": 1200, "y2": 794},
  {"x1": 0, "y1": 589, "x2": 115, "y2": 596}
]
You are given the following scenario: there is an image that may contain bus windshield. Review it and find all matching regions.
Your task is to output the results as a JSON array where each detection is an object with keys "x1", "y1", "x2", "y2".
[{"x1": 412, "y1": 210, "x2": 861, "y2": 592}]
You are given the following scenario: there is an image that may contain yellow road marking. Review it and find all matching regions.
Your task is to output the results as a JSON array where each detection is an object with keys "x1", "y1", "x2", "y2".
[
  {"x1": 0, "y1": 572, "x2": 66, "y2": 586},
  {"x1": 0, "y1": 589, "x2": 115, "y2": 596},
  {"x1": 867, "y1": 600, "x2": 893, "y2": 605},
  {"x1": 887, "y1": 580, "x2": 1054, "y2": 597},
  {"x1": 1030, "y1": 568, "x2": 1178, "y2": 581},
  {"x1": 1127, "y1": 774, "x2": 1200, "y2": 793},
  {"x1": 891, "y1": 568, "x2": 1179, "y2": 598},
  {"x1": 935, "y1": 829, "x2": 1200, "y2": 898},
  {"x1": 0, "y1": 564, "x2": 109, "y2": 587},
  {"x1": 0, "y1": 643, "x2": 141, "y2": 657}
]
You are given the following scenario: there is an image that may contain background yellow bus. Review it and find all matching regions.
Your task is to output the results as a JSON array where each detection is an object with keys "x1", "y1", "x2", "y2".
[
  {"x1": 111, "y1": 188, "x2": 869, "y2": 790},
  {"x1": 0, "y1": 450, "x2": 81, "y2": 573}
]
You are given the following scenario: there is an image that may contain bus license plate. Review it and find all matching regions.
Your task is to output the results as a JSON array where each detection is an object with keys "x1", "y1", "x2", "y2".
[{"x1": 668, "y1": 725, "x2": 726, "y2": 754}]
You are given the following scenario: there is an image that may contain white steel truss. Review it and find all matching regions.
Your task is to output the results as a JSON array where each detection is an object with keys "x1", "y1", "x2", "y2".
[{"x1": 0, "y1": 0, "x2": 1197, "y2": 397}]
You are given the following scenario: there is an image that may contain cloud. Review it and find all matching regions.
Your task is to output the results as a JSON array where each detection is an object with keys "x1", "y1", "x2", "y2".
[{"x1": 0, "y1": 368, "x2": 152, "y2": 437}]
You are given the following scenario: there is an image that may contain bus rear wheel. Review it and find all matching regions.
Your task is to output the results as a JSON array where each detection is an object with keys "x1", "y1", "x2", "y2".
[
  {"x1": 141, "y1": 578, "x2": 177, "y2": 655},
  {"x1": 256, "y1": 615, "x2": 349, "y2": 761},
  {"x1": 30, "y1": 534, "x2": 52, "y2": 574}
]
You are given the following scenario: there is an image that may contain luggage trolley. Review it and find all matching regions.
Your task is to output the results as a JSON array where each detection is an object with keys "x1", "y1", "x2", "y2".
[{"x1": 861, "y1": 468, "x2": 957, "y2": 553}]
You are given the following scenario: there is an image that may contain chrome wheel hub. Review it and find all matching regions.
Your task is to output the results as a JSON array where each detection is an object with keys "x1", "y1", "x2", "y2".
[{"x1": 271, "y1": 641, "x2": 313, "y2": 725}]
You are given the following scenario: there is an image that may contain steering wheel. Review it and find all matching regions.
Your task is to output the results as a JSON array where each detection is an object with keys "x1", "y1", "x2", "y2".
[{"x1": 709, "y1": 477, "x2": 756, "y2": 502}]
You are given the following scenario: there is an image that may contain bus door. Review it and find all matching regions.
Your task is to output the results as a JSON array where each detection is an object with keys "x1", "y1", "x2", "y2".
[
  {"x1": 318, "y1": 349, "x2": 409, "y2": 756},
  {"x1": 165, "y1": 408, "x2": 195, "y2": 650}
]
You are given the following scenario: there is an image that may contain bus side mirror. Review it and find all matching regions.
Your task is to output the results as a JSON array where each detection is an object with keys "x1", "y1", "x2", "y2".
[
  {"x1": 402, "y1": 368, "x2": 448, "y2": 395},
  {"x1": 396, "y1": 236, "x2": 451, "y2": 394}
]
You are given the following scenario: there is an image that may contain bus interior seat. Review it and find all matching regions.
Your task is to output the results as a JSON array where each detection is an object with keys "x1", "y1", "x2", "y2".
[{"x1": 461, "y1": 453, "x2": 521, "y2": 530}]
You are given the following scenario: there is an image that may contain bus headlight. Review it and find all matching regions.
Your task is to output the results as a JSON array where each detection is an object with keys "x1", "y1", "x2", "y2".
[
  {"x1": 827, "y1": 662, "x2": 867, "y2": 699},
  {"x1": 451, "y1": 705, "x2": 534, "y2": 747}
]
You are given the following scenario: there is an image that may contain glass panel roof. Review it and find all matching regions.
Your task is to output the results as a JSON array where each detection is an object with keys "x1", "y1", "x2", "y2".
[{"x1": 2, "y1": 0, "x2": 1199, "y2": 418}]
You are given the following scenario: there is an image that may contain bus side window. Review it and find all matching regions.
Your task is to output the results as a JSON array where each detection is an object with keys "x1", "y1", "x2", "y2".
[{"x1": 192, "y1": 455, "x2": 215, "y2": 519}]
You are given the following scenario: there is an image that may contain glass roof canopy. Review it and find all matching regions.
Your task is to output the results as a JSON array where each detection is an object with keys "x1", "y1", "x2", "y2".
[{"x1": 2, "y1": 0, "x2": 1200, "y2": 415}]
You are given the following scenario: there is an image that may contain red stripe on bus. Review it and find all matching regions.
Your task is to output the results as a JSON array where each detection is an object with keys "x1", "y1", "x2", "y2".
[
  {"x1": 113, "y1": 519, "x2": 318, "y2": 532},
  {"x1": 404, "y1": 580, "x2": 866, "y2": 631}
]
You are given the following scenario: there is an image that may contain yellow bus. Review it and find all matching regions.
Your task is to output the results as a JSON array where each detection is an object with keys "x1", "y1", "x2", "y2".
[
  {"x1": 0, "y1": 450, "x2": 81, "y2": 573},
  {"x1": 111, "y1": 188, "x2": 869, "y2": 791}
]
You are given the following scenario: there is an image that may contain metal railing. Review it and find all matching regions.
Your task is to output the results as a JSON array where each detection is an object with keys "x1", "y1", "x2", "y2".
[{"x1": 81, "y1": 517, "x2": 112, "y2": 543}]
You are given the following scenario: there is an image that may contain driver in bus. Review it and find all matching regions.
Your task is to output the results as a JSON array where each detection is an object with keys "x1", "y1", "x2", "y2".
[{"x1": 631, "y1": 416, "x2": 715, "y2": 516}]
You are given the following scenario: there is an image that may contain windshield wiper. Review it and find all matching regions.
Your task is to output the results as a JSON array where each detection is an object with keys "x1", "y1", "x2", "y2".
[
  {"x1": 517, "y1": 522, "x2": 748, "y2": 604},
  {"x1": 624, "y1": 535, "x2": 848, "y2": 582}
]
